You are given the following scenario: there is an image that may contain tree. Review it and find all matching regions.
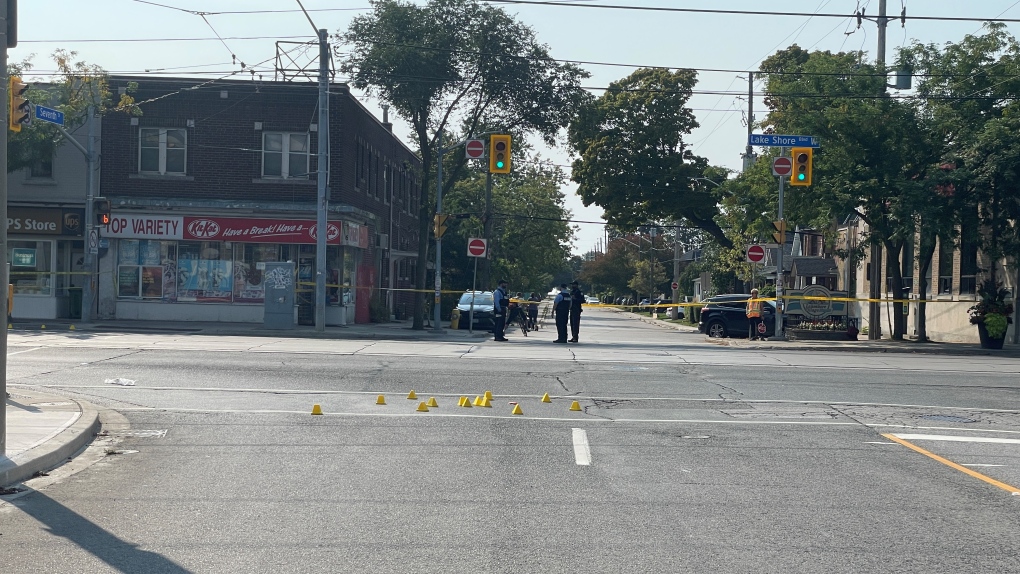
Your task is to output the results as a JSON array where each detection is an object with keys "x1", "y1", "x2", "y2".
[
  {"x1": 10, "y1": 50, "x2": 138, "y2": 172},
  {"x1": 568, "y1": 68, "x2": 731, "y2": 248},
  {"x1": 339, "y1": 0, "x2": 590, "y2": 329},
  {"x1": 759, "y1": 46, "x2": 937, "y2": 339},
  {"x1": 628, "y1": 257, "x2": 667, "y2": 302}
]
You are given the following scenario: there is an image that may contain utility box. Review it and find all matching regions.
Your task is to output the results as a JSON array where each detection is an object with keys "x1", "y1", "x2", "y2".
[{"x1": 263, "y1": 262, "x2": 296, "y2": 330}]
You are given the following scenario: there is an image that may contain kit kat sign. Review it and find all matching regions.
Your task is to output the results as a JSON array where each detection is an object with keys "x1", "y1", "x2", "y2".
[
  {"x1": 106, "y1": 214, "x2": 341, "y2": 244},
  {"x1": 183, "y1": 217, "x2": 341, "y2": 244}
]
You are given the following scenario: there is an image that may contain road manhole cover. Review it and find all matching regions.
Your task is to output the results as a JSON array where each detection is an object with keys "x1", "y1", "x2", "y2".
[{"x1": 920, "y1": 414, "x2": 976, "y2": 423}]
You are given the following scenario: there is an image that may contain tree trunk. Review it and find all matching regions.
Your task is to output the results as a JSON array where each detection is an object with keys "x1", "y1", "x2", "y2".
[
  {"x1": 412, "y1": 128, "x2": 434, "y2": 330},
  {"x1": 884, "y1": 240, "x2": 905, "y2": 340},
  {"x1": 916, "y1": 235, "x2": 936, "y2": 343}
]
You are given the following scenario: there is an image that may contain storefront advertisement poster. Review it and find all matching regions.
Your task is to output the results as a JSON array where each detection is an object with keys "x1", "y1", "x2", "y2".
[
  {"x1": 118, "y1": 266, "x2": 140, "y2": 298},
  {"x1": 233, "y1": 260, "x2": 266, "y2": 303},
  {"x1": 177, "y1": 259, "x2": 233, "y2": 302},
  {"x1": 141, "y1": 266, "x2": 164, "y2": 298}
]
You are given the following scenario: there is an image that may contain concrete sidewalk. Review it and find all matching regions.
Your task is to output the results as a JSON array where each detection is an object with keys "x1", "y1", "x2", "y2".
[
  {"x1": 1, "y1": 387, "x2": 101, "y2": 488},
  {"x1": 614, "y1": 308, "x2": 1020, "y2": 357}
]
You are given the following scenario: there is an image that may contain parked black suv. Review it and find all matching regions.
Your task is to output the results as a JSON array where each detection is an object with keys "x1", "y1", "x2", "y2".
[{"x1": 698, "y1": 294, "x2": 779, "y2": 338}]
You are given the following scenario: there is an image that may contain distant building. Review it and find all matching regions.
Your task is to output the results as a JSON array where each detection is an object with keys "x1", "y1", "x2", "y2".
[{"x1": 96, "y1": 76, "x2": 422, "y2": 324}]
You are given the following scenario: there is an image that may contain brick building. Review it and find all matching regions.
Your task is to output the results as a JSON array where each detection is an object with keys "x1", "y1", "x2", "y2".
[{"x1": 97, "y1": 76, "x2": 421, "y2": 324}]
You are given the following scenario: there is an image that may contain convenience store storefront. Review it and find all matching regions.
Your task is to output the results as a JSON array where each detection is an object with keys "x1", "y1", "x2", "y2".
[
  {"x1": 99, "y1": 213, "x2": 370, "y2": 324},
  {"x1": 8, "y1": 206, "x2": 86, "y2": 320}
]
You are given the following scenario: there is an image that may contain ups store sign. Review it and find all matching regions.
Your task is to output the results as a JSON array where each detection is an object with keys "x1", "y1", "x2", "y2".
[{"x1": 8, "y1": 207, "x2": 85, "y2": 237}]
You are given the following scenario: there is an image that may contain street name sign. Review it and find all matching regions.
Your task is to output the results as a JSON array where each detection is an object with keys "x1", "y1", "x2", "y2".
[
  {"x1": 467, "y1": 237, "x2": 488, "y2": 257},
  {"x1": 772, "y1": 157, "x2": 792, "y2": 176},
  {"x1": 35, "y1": 105, "x2": 65, "y2": 126},
  {"x1": 465, "y1": 139, "x2": 485, "y2": 160},
  {"x1": 746, "y1": 244, "x2": 766, "y2": 263},
  {"x1": 748, "y1": 134, "x2": 820, "y2": 148}
]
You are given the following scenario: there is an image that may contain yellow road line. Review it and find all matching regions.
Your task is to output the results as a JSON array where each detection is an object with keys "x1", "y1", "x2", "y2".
[{"x1": 882, "y1": 433, "x2": 1020, "y2": 495}]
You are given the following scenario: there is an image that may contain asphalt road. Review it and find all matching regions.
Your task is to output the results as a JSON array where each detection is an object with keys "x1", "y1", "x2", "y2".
[{"x1": 2, "y1": 309, "x2": 1019, "y2": 573}]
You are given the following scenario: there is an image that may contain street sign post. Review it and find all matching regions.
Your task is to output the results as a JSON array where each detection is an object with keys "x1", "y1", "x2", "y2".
[
  {"x1": 748, "y1": 134, "x2": 820, "y2": 148},
  {"x1": 772, "y1": 157, "x2": 792, "y2": 177},
  {"x1": 467, "y1": 237, "x2": 487, "y2": 258},
  {"x1": 465, "y1": 139, "x2": 485, "y2": 160},
  {"x1": 746, "y1": 244, "x2": 766, "y2": 263},
  {"x1": 34, "y1": 105, "x2": 64, "y2": 126}
]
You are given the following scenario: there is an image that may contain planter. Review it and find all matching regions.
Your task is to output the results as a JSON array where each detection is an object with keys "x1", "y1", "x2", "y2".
[
  {"x1": 787, "y1": 329, "x2": 855, "y2": 341},
  {"x1": 977, "y1": 322, "x2": 1006, "y2": 350}
]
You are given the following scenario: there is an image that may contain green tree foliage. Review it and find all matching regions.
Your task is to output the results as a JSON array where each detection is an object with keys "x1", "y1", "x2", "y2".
[
  {"x1": 339, "y1": 0, "x2": 590, "y2": 328},
  {"x1": 628, "y1": 257, "x2": 667, "y2": 302},
  {"x1": 9, "y1": 50, "x2": 139, "y2": 173},
  {"x1": 440, "y1": 158, "x2": 573, "y2": 298},
  {"x1": 568, "y1": 68, "x2": 731, "y2": 247},
  {"x1": 759, "y1": 46, "x2": 937, "y2": 339}
]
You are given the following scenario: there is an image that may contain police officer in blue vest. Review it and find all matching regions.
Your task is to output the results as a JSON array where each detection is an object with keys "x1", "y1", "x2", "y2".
[{"x1": 552, "y1": 284, "x2": 571, "y2": 343}]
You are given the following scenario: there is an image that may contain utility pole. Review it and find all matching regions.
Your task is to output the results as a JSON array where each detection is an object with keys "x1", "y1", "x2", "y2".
[
  {"x1": 672, "y1": 220, "x2": 681, "y2": 314},
  {"x1": 868, "y1": 0, "x2": 888, "y2": 340},
  {"x1": 81, "y1": 107, "x2": 96, "y2": 322},
  {"x1": 314, "y1": 28, "x2": 329, "y2": 332},
  {"x1": 1, "y1": 0, "x2": 11, "y2": 455},
  {"x1": 742, "y1": 72, "x2": 756, "y2": 173},
  {"x1": 773, "y1": 174, "x2": 786, "y2": 339},
  {"x1": 433, "y1": 133, "x2": 444, "y2": 332}
]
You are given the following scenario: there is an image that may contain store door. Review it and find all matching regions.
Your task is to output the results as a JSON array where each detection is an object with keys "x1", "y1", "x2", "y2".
[{"x1": 296, "y1": 245, "x2": 316, "y2": 325}]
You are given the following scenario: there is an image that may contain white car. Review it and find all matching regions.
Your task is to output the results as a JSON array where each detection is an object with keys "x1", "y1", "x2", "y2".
[{"x1": 585, "y1": 296, "x2": 599, "y2": 304}]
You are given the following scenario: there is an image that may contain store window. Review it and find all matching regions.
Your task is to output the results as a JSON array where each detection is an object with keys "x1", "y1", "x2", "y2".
[
  {"x1": 10, "y1": 241, "x2": 53, "y2": 295},
  {"x1": 117, "y1": 240, "x2": 176, "y2": 299},
  {"x1": 140, "y1": 128, "x2": 187, "y2": 175},
  {"x1": 233, "y1": 243, "x2": 280, "y2": 303},
  {"x1": 177, "y1": 241, "x2": 233, "y2": 302},
  {"x1": 262, "y1": 132, "x2": 309, "y2": 179}
]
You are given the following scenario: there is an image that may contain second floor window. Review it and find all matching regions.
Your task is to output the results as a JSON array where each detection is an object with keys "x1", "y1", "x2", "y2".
[
  {"x1": 263, "y1": 133, "x2": 309, "y2": 179},
  {"x1": 140, "y1": 128, "x2": 187, "y2": 175}
]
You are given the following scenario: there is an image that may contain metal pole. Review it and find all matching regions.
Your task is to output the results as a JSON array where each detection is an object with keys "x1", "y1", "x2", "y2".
[
  {"x1": 774, "y1": 175, "x2": 786, "y2": 339},
  {"x1": 1, "y1": 0, "x2": 10, "y2": 455},
  {"x1": 470, "y1": 256, "x2": 477, "y2": 334},
  {"x1": 869, "y1": 0, "x2": 888, "y2": 340},
  {"x1": 672, "y1": 219, "x2": 680, "y2": 314},
  {"x1": 743, "y1": 72, "x2": 755, "y2": 172},
  {"x1": 433, "y1": 133, "x2": 443, "y2": 332},
  {"x1": 314, "y1": 28, "x2": 329, "y2": 332},
  {"x1": 81, "y1": 106, "x2": 96, "y2": 322},
  {"x1": 482, "y1": 170, "x2": 493, "y2": 289}
]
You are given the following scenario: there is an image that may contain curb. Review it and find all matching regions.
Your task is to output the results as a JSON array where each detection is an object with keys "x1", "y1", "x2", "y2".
[
  {"x1": 0, "y1": 399, "x2": 102, "y2": 488},
  {"x1": 716, "y1": 340, "x2": 1020, "y2": 357}
]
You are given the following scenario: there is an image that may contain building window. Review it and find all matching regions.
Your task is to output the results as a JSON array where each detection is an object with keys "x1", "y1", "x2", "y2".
[
  {"x1": 30, "y1": 156, "x2": 53, "y2": 179},
  {"x1": 262, "y1": 132, "x2": 309, "y2": 179},
  {"x1": 139, "y1": 128, "x2": 187, "y2": 175},
  {"x1": 10, "y1": 241, "x2": 53, "y2": 295},
  {"x1": 959, "y1": 235, "x2": 978, "y2": 297},
  {"x1": 117, "y1": 240, "x2": 176, "y2": 299},
  {"x1": 938, "y1": 238, "x2": 953, "y2": 295}
]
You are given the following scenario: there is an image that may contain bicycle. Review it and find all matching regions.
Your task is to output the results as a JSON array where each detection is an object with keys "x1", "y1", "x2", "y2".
[{"x1": 506, "y1": 305, "x2": 529, "y2": 336}]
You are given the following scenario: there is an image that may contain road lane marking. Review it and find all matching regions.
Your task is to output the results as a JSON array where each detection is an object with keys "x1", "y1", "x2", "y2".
[
  {"x1": 891, "y1": 433, "x2": 1020, "y2": 445},
  {"x1": 962, "y1": 464, "x2": 1007, "y2": 468},
  {"x1": 882, "y1": 433, "x2": 1020, "y2": 495},
  {"x1": 7, "y1": 347, "x2": 41, "y2": 357},
  {"x1": 572, "y1": 428, "x2": 591, "y2": 466}
]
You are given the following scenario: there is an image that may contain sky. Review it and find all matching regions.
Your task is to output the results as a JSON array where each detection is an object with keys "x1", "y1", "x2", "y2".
[{"x1": 11, "y1": 1, "x2": 1020, "y2": 254}]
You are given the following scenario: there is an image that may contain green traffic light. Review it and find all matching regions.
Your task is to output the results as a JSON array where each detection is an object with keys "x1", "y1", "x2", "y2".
[
  {"x1": 797, "y1": 173, "x2": 805, "y2": 181},
  {"x1": 496, "y1": 161, "x2": 505, "y2": 168}
]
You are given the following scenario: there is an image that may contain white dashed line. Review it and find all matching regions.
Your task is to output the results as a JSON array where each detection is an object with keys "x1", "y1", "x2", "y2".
[
  {"x1": 572, "y1": 428, "x2": 592, "y2": 466},
  {"x1": 892, "y1": 433, "x2": 1020, "y2": 445}
]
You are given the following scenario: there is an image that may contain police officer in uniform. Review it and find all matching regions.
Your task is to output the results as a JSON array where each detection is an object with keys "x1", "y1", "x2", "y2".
[
  {"x1": 568, "y1": 281, "x2": 584, "y2": 343},
  {"x1": 492, "y1": 279, "x2": 510, "y2": 341},
  {"x1": 552, "y1": 284, "x2": 571, "y2": 343}
]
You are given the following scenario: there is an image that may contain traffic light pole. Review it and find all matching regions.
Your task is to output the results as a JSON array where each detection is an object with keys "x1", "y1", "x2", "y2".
[
  {"x1": 433, "y1": 133, "x2": 444, "y2": 332},
  {"x1": 1, "y1": 0, "x2": 10, "y2": 455},
  {"x1": 772, "y1": 175, "x2": 786, "y2": 340},
  {"x1": 315, "y1": 28, "x2": 329, "y2": 332},
  {"x1": 53, "y1": 109, "x2": 98, "y2": 322}
]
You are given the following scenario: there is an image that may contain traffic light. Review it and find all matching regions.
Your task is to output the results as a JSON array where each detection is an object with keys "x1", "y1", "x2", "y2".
[
  {"x1": 489, "y1": 134, "x2": 511, "y2": 174},
  {"x1": 94, "y1": 197, "x2": 112, "y2": 226},
  {"x1": 790, "y1": 147, "x2": 813, "y2": 186},
  {"x1": 772, "y1": 219, "x2": 786, "y2": 244},
  {"x1": 433, "y1": 214, "x2": 449, "y2": 238},
  {"x1": 9, "y1": 76, "x2": 30, "y2": 132}
]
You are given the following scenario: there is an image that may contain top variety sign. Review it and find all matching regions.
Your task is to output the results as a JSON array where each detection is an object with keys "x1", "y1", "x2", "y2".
[{"x1": 104, "y1": 214, "x2": 343, "y2": 245}]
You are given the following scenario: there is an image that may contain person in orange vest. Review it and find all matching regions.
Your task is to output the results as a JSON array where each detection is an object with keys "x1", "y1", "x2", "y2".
[{"x1": 746, "y1": 288, "x2": 765, "y2": 340}]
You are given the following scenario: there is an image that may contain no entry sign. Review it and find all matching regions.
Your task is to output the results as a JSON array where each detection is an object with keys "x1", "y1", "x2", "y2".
[
  {"x1": 746, "y1": 244, "x2": 766, "y2": 263},
  {"x1": 772, "y1": 157, "x2": 793, "y2": 177},
  {"x1": 467, "y1": 237, "x2": 488, "y2": 257},
  {"x1": 465, "y1": 139, "x2": 485, "y2": 160},
  {"x1": 671, "y1": 281, "x2": 679, "y2": 291}
]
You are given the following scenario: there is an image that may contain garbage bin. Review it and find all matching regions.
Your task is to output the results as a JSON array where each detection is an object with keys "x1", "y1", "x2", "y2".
[
  {"x1": 68, "y1": 287, "x2": 83, "y2": 320},
  {"x1": 450, "y1": 308, "x2": 461, "y2": 330}
]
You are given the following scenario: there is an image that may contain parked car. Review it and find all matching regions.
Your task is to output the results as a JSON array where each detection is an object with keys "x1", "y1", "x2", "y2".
[
  {"x1": 698, "y1": 294, "x2": 781, "y2": 338},
  {"x1": 456, "y1": 291, "x2": 495, "y2": 329},
  {"x1": 585, "y1": 296, "x2": 599, "y2": 304}
]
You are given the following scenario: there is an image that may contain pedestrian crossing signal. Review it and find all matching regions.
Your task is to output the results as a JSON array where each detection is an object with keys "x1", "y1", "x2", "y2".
[
  {"x1": 772, "y1": 220, "x2": 786, "y2": 244},
  {"x1": 433, "y1": 214, "x2": 449, "y2": 238}
]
